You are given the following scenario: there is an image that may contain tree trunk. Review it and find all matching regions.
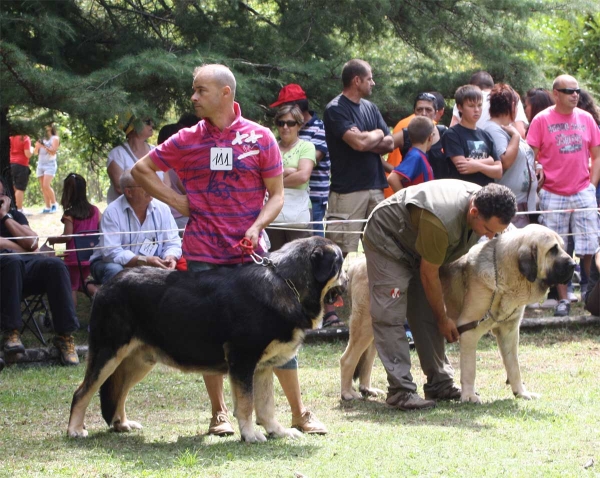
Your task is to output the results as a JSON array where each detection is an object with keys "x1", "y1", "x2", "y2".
[{"x1": 0, "y1": 106, "x2": 13, "y2": 192}]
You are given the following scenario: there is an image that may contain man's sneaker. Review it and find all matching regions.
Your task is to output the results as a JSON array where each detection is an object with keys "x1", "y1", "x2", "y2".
[
  {"x1": 208, "y1": 411, "x2": 234, "y2": 436},
  {"x1": 405, "y1": 329, "x2": 415, "y2": 349},
  {"x1": 386, "y1": 391, "x2": 436, "y2": 411},
  {"x1": 41, "y1": 207, "x2": 51, "y2": 214},
  {"x1": 554, "y1": 299, "x2": 570, "y2": 317},
  {"x1": 3, "y1": 330, "x2": 25, "y2": 354},
  {"x1": 292, "y1": 410, "x2": 328, "y2": 434},
  {"x1": 567, "y1": 291, "x2": 579, "y2": 302},
  {"x1": 49, "y1": 203, "x2": 58, "y2": 213},
  {"x1": 425, "y1": 384, "x2": 462, "y2": 401},
  {"x1": 52, "y1": 335, "x2": 79, "y2": 366}
]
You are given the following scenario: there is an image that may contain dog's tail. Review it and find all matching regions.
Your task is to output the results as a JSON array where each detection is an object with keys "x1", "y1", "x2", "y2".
[
  {"x1": 353, "y1": 352, "x2": 367, "y2": 382},
  {"x1": 99, "y1": 374, "x2": 120, "y2": 426}
]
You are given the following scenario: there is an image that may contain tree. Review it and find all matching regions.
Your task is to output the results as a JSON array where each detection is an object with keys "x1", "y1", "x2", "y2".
[{"x1": 2, "y1": 0, "x2": 597, "y2": 188}]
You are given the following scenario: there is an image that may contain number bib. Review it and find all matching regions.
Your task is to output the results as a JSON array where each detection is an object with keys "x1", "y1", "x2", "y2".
[{"x1": 210, "y1": 147, "x2": 233, "y2": 171}]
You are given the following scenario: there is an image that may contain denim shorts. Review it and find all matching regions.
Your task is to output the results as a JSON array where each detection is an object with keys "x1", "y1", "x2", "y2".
[{"x1": 36, "y1": 160, "x2": 57, "y2": 177}]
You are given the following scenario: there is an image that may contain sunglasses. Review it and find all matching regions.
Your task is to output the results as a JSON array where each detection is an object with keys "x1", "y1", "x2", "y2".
[
  {"x1": 143, "y1": 119, "x2": 154, "y2": 126},
  {"x1": 276, "y1": 120, "x2": 298, "y2": 128},
  {"x1": 416, "y1": 92, "x2": 436, "y2": 102},
  {"x1": 555, "y1": 88, "x2": 580, "y2": 95}
]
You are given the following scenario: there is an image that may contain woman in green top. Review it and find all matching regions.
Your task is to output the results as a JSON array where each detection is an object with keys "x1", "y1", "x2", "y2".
[{"x1": 269, "y1": 105, "x2": 316, "y2": 250}]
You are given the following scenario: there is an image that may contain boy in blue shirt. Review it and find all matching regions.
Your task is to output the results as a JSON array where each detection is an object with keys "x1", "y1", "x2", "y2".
[{"x1": 388, "y1": 116, "x2": 435, "y2": 193}]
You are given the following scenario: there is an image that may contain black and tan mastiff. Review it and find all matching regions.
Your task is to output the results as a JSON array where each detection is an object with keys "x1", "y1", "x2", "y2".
[{"x1": 67, "y1": 236, "x2": 346, "y2": 442}]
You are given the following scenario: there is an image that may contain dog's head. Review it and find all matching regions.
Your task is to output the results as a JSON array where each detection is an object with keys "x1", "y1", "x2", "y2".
[
  {"x1": 270, "y1": 236, "x2": 347, "y2": 320},
  {"x1": 516, "y1": 224, "x2": 576, "y2": 285}
]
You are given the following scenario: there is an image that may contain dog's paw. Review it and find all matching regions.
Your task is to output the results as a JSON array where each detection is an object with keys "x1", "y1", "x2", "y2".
[
  {"x1": 281, "y1": 427, "x2": 303, "y2": 439},
  {"x1": 515, "y1": 391, "x2": 541, "y2": 400},
  {"x1": 359, "y1": 386, "x2": 385, "y2": 398},
  {"x1": 341, "y1": 389, "x2": 363, "y2": 401},
  {"x1": 67, "y1": 427, "x2": 88, "y2": 438},
  {"x1": 113, "y1": 419, "x2": 143, "y2": 433},
  {"x1": 461, "y1": 392, "x2": 482, "y2": 404},
  {"x1": 241, "y1": 429, "x2": 267, "y2": 443}
]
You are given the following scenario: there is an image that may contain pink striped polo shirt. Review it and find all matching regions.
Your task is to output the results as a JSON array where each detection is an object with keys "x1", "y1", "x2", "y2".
[{"x1": 150, "y1": 103, "x2": 283, "y2": 264}]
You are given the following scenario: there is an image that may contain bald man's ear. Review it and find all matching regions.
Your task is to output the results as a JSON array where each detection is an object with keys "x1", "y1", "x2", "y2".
[{"x1": 223, "y1": 85, "x2": 232, "y2": 97}]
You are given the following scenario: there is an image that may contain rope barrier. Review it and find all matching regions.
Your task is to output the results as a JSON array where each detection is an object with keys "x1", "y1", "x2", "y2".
[{"x1": 2, "y1": 206, "x2": 599, "y2": 256}]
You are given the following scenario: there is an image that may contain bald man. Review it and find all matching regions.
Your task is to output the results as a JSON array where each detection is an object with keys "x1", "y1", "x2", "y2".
[
  {"x1": 527, "y1": 74, "x2": 600, "y2": 317},
  {"x1": 132, "y1": 64, "x2": 327, "y2": 437}
]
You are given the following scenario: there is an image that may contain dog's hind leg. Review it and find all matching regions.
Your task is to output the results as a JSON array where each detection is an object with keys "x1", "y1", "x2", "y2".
[
  {"x1": 68, "y1": 343, "x2": 135, "y2": 438},
  {"x1": 357, "y1": 343, "x2": 385, "y2": 399},
  {"x1": 254, "y1": 367, "x2": 302, "y2": 439},
  {"x1": 101, "y1": 347, "x2": 156, "y2": 432},
  {"x1": 495, "y1": 322, "x2": 540, "y2": 400}
]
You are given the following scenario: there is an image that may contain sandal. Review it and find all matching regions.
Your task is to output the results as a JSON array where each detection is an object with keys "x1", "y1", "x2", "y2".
[{"x1": 322, "y1": 311, "x2": 344, "y2": 328}]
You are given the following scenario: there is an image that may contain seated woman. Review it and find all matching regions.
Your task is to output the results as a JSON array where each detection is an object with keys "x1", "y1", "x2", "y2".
[
  {"x1": 268, "y1": 104, "x2": 316, "y2": 250},
  {"x1": 483, "y1": 84, "x2": 537, "y2": 228},
  {"x1": 48, "y1": 173, "x2": 101, "y2": 305}
]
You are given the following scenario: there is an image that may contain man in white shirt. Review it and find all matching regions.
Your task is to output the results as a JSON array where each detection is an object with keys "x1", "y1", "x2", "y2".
[{"x1": 90, "y1": 170, "x2": 182, "y2": 284}]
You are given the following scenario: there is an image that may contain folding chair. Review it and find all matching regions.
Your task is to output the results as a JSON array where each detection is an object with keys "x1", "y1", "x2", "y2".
[
  {"x1": 72, "y1": 230, "x2": 100, "y2": 299},
  {"x1": 20, "y1": 294, "x2": 52, "y2": 346}
]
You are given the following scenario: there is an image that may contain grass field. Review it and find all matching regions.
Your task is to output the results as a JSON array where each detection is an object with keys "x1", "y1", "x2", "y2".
[{"x1": 2, "y1": 328, "x2": 600, "y2": 477}]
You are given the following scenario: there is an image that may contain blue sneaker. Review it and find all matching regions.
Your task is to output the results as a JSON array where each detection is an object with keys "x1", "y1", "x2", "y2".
[
  {"x1": 49, "y1": 203, "x2": 58, "y2": 213},
  {"x1": 42, "y1": 207, "x2": 51, "y2": 214}
]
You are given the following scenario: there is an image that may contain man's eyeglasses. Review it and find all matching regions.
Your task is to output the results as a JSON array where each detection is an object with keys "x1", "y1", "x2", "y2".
[
  {"x1": 555, "y1": 88, "x2": 580, "y2": 95},
  {"x1": 276, "y1": 120, "x2": 299, "y2": 128},
  {"x1": 416, "y1": 92, "x2": 437, "y2": 103},
  {"x1": 143, "y1": 119, "x2": 154, "y2": 126}
]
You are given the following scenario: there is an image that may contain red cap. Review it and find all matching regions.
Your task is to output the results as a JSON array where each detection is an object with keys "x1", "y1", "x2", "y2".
[{"x1": 270, "y1": 84, "x2": 307, "y2": 108}]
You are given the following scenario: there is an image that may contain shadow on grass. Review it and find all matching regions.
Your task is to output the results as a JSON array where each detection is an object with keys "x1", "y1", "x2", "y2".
[
  {"x1": 59, "y1": 429, "x2": 322, "y2": 471},
  {"x1": 337, "y1": 396, "x2": 558, "y2": 431}
]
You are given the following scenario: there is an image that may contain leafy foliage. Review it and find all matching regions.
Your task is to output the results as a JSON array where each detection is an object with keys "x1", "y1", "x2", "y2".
[{"x1": 1, "y1": 0, "x2": 599, "y2": 192}]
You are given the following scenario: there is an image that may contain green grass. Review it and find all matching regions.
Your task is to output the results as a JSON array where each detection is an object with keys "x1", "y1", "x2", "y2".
[{"x1": 2, "y1": 327, "x2": 600, "y2": 477}]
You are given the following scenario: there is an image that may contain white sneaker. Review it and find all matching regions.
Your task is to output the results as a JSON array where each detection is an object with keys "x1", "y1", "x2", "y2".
[
  {"x1": 540, "y1": 298, "x2": 558, "y2": 308},
  {"x1": 567, "y1": 292, "x2": 579, "y2": 302}
]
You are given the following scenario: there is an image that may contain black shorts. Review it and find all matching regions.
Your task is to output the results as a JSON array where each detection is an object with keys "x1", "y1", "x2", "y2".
[{"x1": 11, "y1": 163, "x2": 31, "y2": 191}]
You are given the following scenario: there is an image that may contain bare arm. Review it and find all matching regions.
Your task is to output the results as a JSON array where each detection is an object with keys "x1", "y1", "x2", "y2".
[
  {"x1": 392, "y1": 129, "x2": 405, "y2": 150},
  {"x1": 370, "y1": 135, "x2": 395, "y2": 155},
  {"x1": 282, "y1": 158, "x2": 314, "y2": 188},
  {"x1": 499, "y1": 125, "x2": 521, "y2": 172},
  {"x1": 132, "y1": 155, "x2": 190, "y2": 217},
  {"x1": 0, "y1": 197, "x2": 38, "y2": 251},
  {"x1": 107, "y1": 161, "x2": 125, "y2": 197},
  {"x1": 387, "y1": 172, "x2": 404, "y2": 193},
  {"x1": 420, "y1": 259, "x2": 459, "y2": 343},
  {"x1": 342, "y1": 127, "x2": 385, "y2": 152},
  {"x1": 246, "y1": 174, "x2": 284, "y2": 249},
  {"x1": 530, "y1": 146, "x2": 545, "y2": 190},
  {"x1": 590, "y1": 145, "x2": 600, "y2": 187},
  {"x1": 315, "y1": 150, "x2": 325, "y2": 163},
  {"x1": 451, "y1": 155, "x2": 502, "y2": 179},
  {"x1": 23, "y1": 145, "x2": 32, "y2": 159},
  {"x1": 381, "y1": 156, "x2": 394, "y2": 173},
  {"x1": 48, "y1": 216, "x2": 73, "y2": 245}
]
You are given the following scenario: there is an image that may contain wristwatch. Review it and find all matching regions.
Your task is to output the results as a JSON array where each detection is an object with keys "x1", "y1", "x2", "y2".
[
  {"x1": 137, "y1": 255, "x2": 148, "y2": 266},
  {"x1": 1, "y1": 213, "x2": 13, "y2": 224}
]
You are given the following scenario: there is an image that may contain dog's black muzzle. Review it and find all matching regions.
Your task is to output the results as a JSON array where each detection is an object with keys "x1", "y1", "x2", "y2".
[{"x1": 546, "y1": 258, "x2": 577, "y2": 285}]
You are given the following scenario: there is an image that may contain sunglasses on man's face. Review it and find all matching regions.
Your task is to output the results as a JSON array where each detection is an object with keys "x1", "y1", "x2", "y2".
[
  {"x1": 276, "y1": 120, "x2": 298, "y2": 128},
  {"x1": 555, "y1": 88, "x2": 580, "y2": 95},
  {"x1": 143, "y1": 119, "x2": 154, "y2": 126}
]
